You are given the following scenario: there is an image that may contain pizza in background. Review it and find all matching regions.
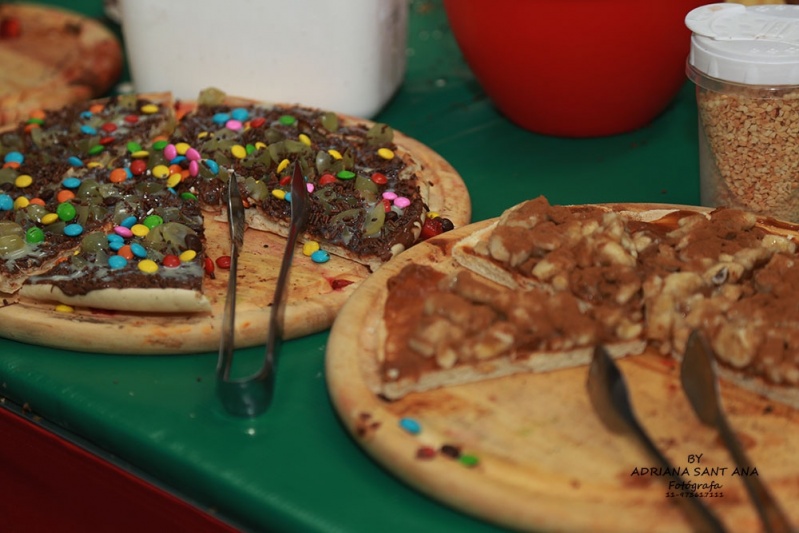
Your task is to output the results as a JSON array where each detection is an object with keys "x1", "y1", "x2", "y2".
[{"x1": 0, "y1": 3, "x2": 122, "y2": 127}]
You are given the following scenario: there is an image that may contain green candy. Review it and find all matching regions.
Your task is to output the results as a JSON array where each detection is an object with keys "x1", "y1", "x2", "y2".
[
  {"x1": 152, "y1": 139, "x2": 168, "y2": 150},
  {"x1": 127, "y1": 141, "x2": 142, "y2": 153},
  {"x1": 143, "y1": 214, "x2": 164, "y2": 229},
  {"x1": 279, "y1": 115, "x2": 296, "y2": 126},
  {"x1": 56, "y1": 202, "x2": 77, "y2": 221},
  {"x1": 336, "y1": 170, "x2": 356, "y2": 180},
  {"x1": 25, "y1": 227, "x2": 45, "y2": 244}
]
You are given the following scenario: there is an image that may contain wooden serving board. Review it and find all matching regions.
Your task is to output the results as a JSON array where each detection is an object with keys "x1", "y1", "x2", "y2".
[
  {"x1": 0, "y1": 3, "x2": 122, "y2": 126},
  {"x1": 326, "y1": 211, "x2": 799, "y2": 533},
  {"x1": 0, "y1": 138, "x2": 471, "y2": 355}
]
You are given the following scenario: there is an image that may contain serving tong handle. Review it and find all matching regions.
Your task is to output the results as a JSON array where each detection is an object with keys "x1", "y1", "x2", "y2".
[
  {"x1": 681, "y1": 330, "x2": 794, "y2": 533},
  {"x1": 587, "y1": 346, "x2": 727, "y2": 533},
  {"x1": 216, "y1": 163, "x2": 309, "y2": 417}
]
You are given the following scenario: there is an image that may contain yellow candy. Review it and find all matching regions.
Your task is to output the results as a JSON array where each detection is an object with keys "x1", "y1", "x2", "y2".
[
  {"x1": 15, "y1": 174, "x2": 33, "y2": 188},
  {"x1": 55, "y1": 304, "x2": 75, "y2": 313},
  {"x1": 197, "y1": 131, "x2": 209, "y2": 139},
  {"x1": 271, "y1": 189, "x2": 286, "y2": 200},
  {"x1": 328, "y1": 149, "x2": 343, "y2": 160},
  {"x1": 175, "y1": 142, "x2": 191, "y2": 155},
  {"x1": 377, "y1": 148, "x2": 395, "y2": 160},
  {"x1": 140, "y1": 104, "x2": 159, "y2": 114},
  {"x1": 255, "y1": 141, "x2": 267, "y2": 150},
  {"x1": 166, "y1": 173, "x2": 182, "y2": 188},
  {"x1": 231, "y1": 144, "x2": 247, "y2": 159},
  {"x1": 302, "y1": 240, "x2": 321, "y2": 256},
  {"x1": 179, "y1": 250, "x2": 197, "y2": 262},
  {"x1": 131, "y1": 224, "x2": 150, "y2": 237},
  {"x1": 152, "y1": 164, "x2": 170, "y2": 178},
  {"x1": 13, "y1": 196, "x2": 29, "y2": 210},
  {"x1": 276, "y1": 158, "x2": 290, "y2": 173},
  {"x1": 427, "y1": 211, "x2": 440, "y2": 219},
  {"x1": 138, "y1": 259, "x2": 159, "y2": 273},
  {"x1": 41, "y1": 213, "x2": 59, "y2": 225},
  {"x1": 298, "y1": 133, "x2": 312, "y2": 146},
  {"x1": 131, "y1": 150, "x2": 150, "y2": 159},
  {"x1": 87, "y1": 162, "x2": 103, "y2": 169}
]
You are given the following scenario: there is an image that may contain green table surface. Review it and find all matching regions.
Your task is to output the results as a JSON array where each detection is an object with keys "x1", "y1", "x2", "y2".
[{"x1": 0, "y1": 1, "x2": 701, "y2": 532}]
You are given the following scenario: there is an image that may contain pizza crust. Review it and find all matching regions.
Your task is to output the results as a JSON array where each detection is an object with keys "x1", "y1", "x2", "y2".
[{"x1": 19, "y1": 283, "x2": 211, "y2": 313}]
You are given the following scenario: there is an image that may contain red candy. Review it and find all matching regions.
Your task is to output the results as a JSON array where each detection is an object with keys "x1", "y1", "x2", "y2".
[
  {"x1": 162, "y1": 255, "x2": 181, "y2": 268},
  {"x1": 215, "y1": 255, "x2": 232, "y2": 269},
  {"x1": 371, "y1": 172, "x2": 388, "y2": 185},
  {"x1": 99, "y1": 136, "x2": 115, "y2": 146},
  {"x1": 318, "y1": 173, "x2": 337, "y2": 186},
  {"x1": 250, "y1": 116, "x2": 266, "y2": 128},
  {"x1": 420, "y1": 217, "x2": 444, "y2": 240},
  {"x1": 382, "y1": 199, "x2": 392, "y2": 212},
  {"x1": 129, "y1": 159, "x2": 147, "y2": 176},
  {"x1": 204, "y1": 257, "x2": 215, "y2": 277},
  {"x1": 101, "y1": 122, "x2": 117, "y2": 133},
  {"x1": 279, "y1": 175, "x2": 291, "y2": 186},
  {"x1": 0, "y1": 17, "x2": 22, "y2": 39},
  {"x1": 124, "y1": 114, "x2": 139, "y2": 124}
]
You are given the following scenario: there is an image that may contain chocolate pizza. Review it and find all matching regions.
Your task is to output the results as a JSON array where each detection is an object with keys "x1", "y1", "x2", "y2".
[{"x1": 0, "y1": 89, "x2": 469, "y2": 319}]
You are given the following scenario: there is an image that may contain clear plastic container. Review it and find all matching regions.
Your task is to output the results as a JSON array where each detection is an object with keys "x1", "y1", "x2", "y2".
[{"x1": 685, "y1": 3, "x2": 799, "y2": 221}]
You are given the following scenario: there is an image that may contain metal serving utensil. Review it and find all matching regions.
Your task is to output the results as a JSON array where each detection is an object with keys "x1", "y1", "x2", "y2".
[
  {"x1": 587, "y1": 345, "x2": 727, "y2": 533},
  {"x1": 681, "y1": 330, "x2": 794, "y2": 533},
  {"x1": 216, "y1": 163, "x2": 309, "y2": 417}
]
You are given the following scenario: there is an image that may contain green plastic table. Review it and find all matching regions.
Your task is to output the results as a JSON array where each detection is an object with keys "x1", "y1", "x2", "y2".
[{"x1": 0, "y1": 1, "x2": 701, "y2": 531}]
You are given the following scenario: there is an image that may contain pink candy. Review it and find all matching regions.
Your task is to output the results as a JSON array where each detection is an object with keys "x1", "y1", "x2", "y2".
[
  {"x1": 382, "y1": 191, "x2": 398, "y2": 201},
  {"x1": 189, "y1": 159, "x2": 199, "y2": 177},
  {"x1": 393, "y1": 196, "x2": 411, "y2": 209},
  {"x1": 186, "y1": 147, "x2": 201, "y2": 161},
  {"x1": 163, "y1": 143, "x2": 178, "y2": 161},
  {"x1": 225, "y1": 119, "x2": 243, "y2": 131},
  {"x1": 114, "y1": 225, "x2": 133, "y2": 238}
]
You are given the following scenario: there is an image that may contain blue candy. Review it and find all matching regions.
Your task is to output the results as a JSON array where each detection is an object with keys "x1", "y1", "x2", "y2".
[
  {"x1": 62, "y1": 177, "x2": 82, "y2": 189},
  {"x1": 0, "y1": 194, "x2": 13, "y2": 210},
  {"x1": 3, "y1": 151, "x2": 24, "y2": 165},
  {"x1": 212, "y1": 112, "x2": 230, "y2": 125},
  {"x1": 130, "y1": 243, "x2": 147, "y2": 258},
  {"x1": 108, "y1": 255, "x2": 127, "y2": 269},
  {"x1": 231, "y1": 107, "x2": 250, "y2": 122},
  {"x1": 64, "y1": 223, "x2": 83, "y2": 237},
  {"x1": 310, "y1": 250, "x2": 330, "y2": 264},
  {"x1": 120, "y1": 215, "x2": 138, "y2": 228},
  {"x1": 399, "y1": 417, "x2": 421, "y2": 435},
  {"x1": 80, "y1": 125, "x2": 97, "y2": 135},
  {"x1": 67, "y1": 156, "x2": 84, "y2": 167},
  {"x1": 203, "y1": 159, "x2": 219, "y2": 175}
]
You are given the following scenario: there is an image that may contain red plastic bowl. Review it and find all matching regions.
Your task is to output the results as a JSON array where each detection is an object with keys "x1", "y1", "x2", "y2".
[{"x1": 443, "y1": 0, "x2": 709, "y2": 137}]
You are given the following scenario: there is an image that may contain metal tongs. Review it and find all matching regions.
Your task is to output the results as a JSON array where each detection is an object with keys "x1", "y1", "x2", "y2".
[
  {"x1": 587, "y1": 345, "x2": 727, "y2": 533},
  {"x1": 216, "y1": 163, "x2": 309, "y2": 417},
  {"x1": 681, "y1": 330, "x2": 793, "y2": 533}
]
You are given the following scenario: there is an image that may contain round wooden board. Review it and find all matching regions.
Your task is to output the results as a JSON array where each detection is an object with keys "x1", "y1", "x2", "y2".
[
  {"x1": 0, "y1": 139, "x2": 471, "y2": 355},
  {"x1": 0, "y1": 3, "x2": 122, "y2": 127},
  {"x1": 326, "y1": 206, "x2": 799, "y2": 533}
]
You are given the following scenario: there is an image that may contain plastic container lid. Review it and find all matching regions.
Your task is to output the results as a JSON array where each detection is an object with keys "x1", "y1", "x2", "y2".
[{"x1": 686, "y1": 3, "x2": 799, "y2": 85}]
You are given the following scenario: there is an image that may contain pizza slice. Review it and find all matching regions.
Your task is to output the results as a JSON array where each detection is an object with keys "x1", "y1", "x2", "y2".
[
  {"x1": 171, "y1": 89, "x2": 441, "y2": 271},
  {"x1": 375, "y1": 197, "x2": 799, "y2": 409},
  {"x1": 0, "y1": 93, "x2": 178, "y2": 294}
]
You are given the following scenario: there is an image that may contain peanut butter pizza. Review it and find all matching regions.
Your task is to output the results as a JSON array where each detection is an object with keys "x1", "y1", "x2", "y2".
[{"x1": 370, "y1": 196, "x2": 799, "y2": 409}]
